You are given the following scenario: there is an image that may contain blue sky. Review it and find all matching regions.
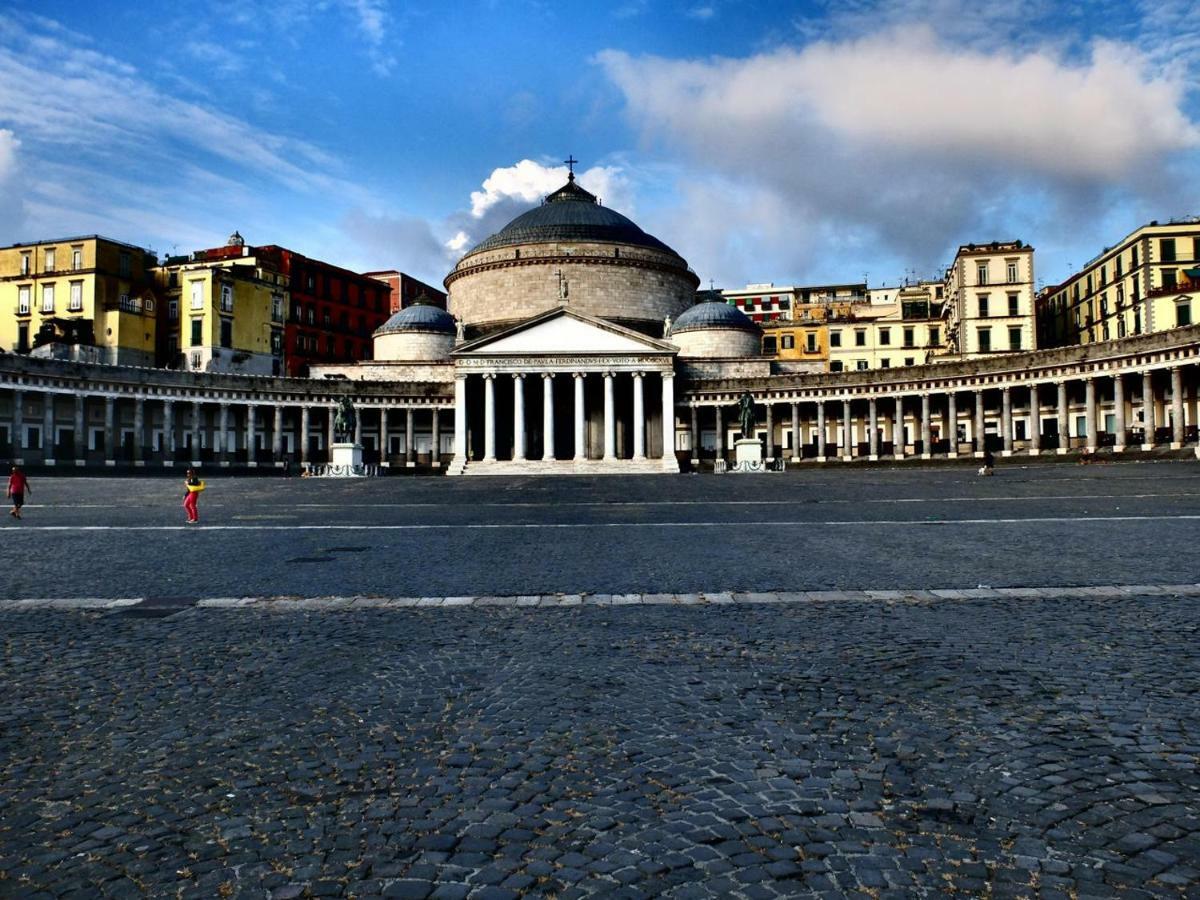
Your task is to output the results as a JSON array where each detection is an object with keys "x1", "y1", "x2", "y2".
[{"x1": 1, "y1": 1, "x2": 1198, "y2": 292}]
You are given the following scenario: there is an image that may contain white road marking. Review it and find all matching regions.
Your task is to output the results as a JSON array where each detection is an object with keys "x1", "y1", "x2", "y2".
[{"x1": 3, "y1": 514, "x2": 1200, "y2": 531}]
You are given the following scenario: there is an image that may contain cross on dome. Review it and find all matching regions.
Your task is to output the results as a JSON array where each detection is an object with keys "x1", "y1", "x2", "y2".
[{"x1": 564, "y1": 155, "x2": 578, "y2": 180}]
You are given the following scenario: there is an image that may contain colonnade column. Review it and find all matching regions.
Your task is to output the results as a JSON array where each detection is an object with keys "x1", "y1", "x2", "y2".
[
  {"x1": 893, "y1": 397, "x2": 904, "y2": 459},
  {"x1": 43, "y1": 394, "x2": 55, "y2": 464},
  {"x1": 406, "y1": 407, "x2": 415, "y2": 466},
  {"x1": 163, "y1": 400, "x2": 175, "y2": 465},
  {"x1": 354, "y1": 409, "x2": 363, "y2": 448},
  {"x1": 632, "y1": 372, "x2": 645, "y2": 460},
  {"x1": 1142, "y1": 372, "x2": 1155, "y2": 450},
  {"x1": 1028, "y1": 387, "x2": 1040, "y2": 456},
  {"x1": 946, "y1": 393, "x2": 958, "y2": 458},
  {"x1": 690, "y1": 405, "x2": 699, "y2": 466},
  {"x1": 484, "y1": 375, "x2": 496, "y2": 461},
  {"x1": 920, "y1": 394, "x2": 931, "y2": 459},
  {"x1": 791, "y1": 403, "x2": 800, "y2": 462},
  {"x1": 326, "y1": 404, "x2": 335, "y2": 458},
  {"x1": 543, "y1": 374, "x2": 555, "y2": 461},
  {"x1": 246, "y1": 405, "x2": 257, "y2": 464},
  {"x1": 1171, "y1": 367, "x2": 1184, "y2": 448},
  {"x1": 189, "y1": 400, "x2": 200, "y2": 465},
  {"x1": 974, "y1": 391, "x2": 985, "y2": 457},
  {"x1": 1001, "y1": 387, "x2": 1013, "y2": 456},
  {"x1": 273, "y1": 405, "x2": 283, "y2": 463},
  {"x1": 868, "y1": 399, "x2": 878, "y2": 460},
  {"x1": 1057, "y1": 382, "x2": 1069, "y2": 454},
  {"x1": 842, "y1": 399, "x2": 853, "y2": 461},
  {"x1": 715, "y1": 405, "x2": 725, "y2": 462},
  {"x1": 661, "y1": 373, "x2": 675, "y2": 464},
  {"x1": 300, "y1": 406, "x2": 311, "y2": 464},
  {"x1": 816, "y1": 402, "x2": 826, "y2": 461},
  {"x1": 513, "y1": 374, "x2": 526, "y2": 460},
  {"x1": 431, "y1": 407, "x2": 441, "y2": 466},
  {"x1": 133, "y1": 398, "x2": 144, "y2": 466},
  {"x1": 603, "y1": 373, "x2": 615, "y2": 460},
  {"x1": 11, "y1": 389, "x2": 23, "y2": 462},
  {"x1": 75, "y1": 395, "x2": 86, "y2": 465},
  {"x1": 1085, "y1": 377, "x2": 1098, "y2": 452},
  {"x1": 1113, "y1": 375, "x2": 1126, "y2": 453},
  {"x1": 765, "y1": 402, "x2": 774, "y2": 461},
  {"x1": 453, "y1": 375, "x2": 466, "y2": 462},
  {"x1": 573, "y1": 374, "x2": 586, "y2": 461},
  {"x1": 219, "y1": 402, "x2": 230, "y2": 466}
]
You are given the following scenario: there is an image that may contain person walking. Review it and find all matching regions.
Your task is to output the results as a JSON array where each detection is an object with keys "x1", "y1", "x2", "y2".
[
  {"x1": 183, "y1": 468, "x2": 205, "y2": 523},
  {"x1": 979, "y1": 448, "x2": 995, "y2": 476},
  {"x1": 7, "y1": 465, "x2": 29, "y2": 519}
]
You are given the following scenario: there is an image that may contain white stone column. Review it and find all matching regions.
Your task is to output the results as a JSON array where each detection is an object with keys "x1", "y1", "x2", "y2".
[
  {"x1": 218, "y1": 402, "x2": 230, "y2": 466},
  {"x1": 513, "y1": 374, "x2": 526, "y2": 460},
  {"x1": 690, "y1": 405, "x2": 699, "y2": 465},
  {"x1": 43, "y1": 393, "x2": 55, "y2": 465},
  {"x1": 246, "y1": 405, "x2": 257, "y2": 465},
  {"x1": 354, "y1": 407, "x2": 364, "y2": 448},
  {"x1": 765, "y1": 402, "x2": 774, "y2": 461},
  {"x1": 1001, "y1": 387, "x2": 1013, "y2": 456},
  {"x1": 974, "y1": 391, "x2": 985, "y2": 457},
  {"x1": 75, "y1": 395, "x2": 86, "y2": 465},
  {"x1": 163, "y1": 399, "x2": 175, "y2": 464},
  {"x1": 632, "y1": 372, "x2": 646, "y2": 459},
  {"x1": 603, "y1": 372, "x2": 615, "y2": 460},
  {"x1": 484, "y1": 374, "x2": 496, "y2": 461},
  {"x1": 1057, "y1": 381, "x2": 1070, "y2": 454},
  {"x1": 842, "y1": 399, "x2": 853, "y2": 461},
  {"x1": 1113, "y1": 375, "x2": 1125, "y2": 452},
  {"x1": 326, "y1": 404, "x2": 336, "y2": 459},
  {"x1": 11, "y1": 389, "x2": 23, "y2": 463},
  {"x1": 947, "y1": 393, "x2": 958, "y2": 458},
  {"x1": 454, "y1": 375, "x2": 467, "y2": 462},
  {"x1": 816, "y1": 401, "x2": 826, "y2": 461},
  {"x1": 1028, "y1": 386, "x2": 1040, "y2": 456},
  {"x1": 1085, "y1": 377, "x2": 1098, "y2": 452},
  {"x1": 894, "y1": 396, "x2": 905, "y2": 459},
  {"x1": 431, "y1": 407, "x2": 441, "y2": 466},
  {"x1": 714, "y1": 404, "x2": 724, "y2": 462},
  {"x1": 1171, "y1": 366, "x2": 1184, "y2": 448},
  {"x1": 189, "y1": 400, "x2": 200, "y2": 465},
  {"x1": 1141, "y1": 372, "x2": 1154, "y2": 450},
  {"x1": 300, "y1": 405, "x2": 310, "y2": 464},
  {"x1": 406, "y1": 407, "x2": 415, "y2": 466},
  {"x1": 133, "y1": 397, "x2": 145, "y2": 466},
  {"x1": 791, "y1": 402, "x2": 800, "y2": 461},
  {"x1": 542, "y1": 374, "x2": 555, "y2": 461},
  {"x1": 868, "y1": 398, "x2": 878, "y2": 460},
  {"x1": 920, "y1": 394, "x2": 931, "y2": 459},
  {"x1": 272, "y1": 405, "x2": 283, "y2": 462},
  {"x1": 661, "y1": 373, "x2": 675, "y2": 463},
  {"x1": 573, "y1": 373, "x2": 586, "y2": 461}
]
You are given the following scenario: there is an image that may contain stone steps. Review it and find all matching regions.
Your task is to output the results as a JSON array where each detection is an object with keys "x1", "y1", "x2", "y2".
[{"x1": 456, "y1": 458, "x2": 679, "y2": 476}]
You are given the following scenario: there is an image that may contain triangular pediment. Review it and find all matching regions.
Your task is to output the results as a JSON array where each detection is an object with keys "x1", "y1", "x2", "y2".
[{"x1": 452, "y1": 308, "x2": 676, "y2": 356}]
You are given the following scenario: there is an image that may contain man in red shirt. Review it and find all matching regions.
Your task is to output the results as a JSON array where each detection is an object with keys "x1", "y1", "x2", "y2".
[{"x1": 7, "y1": 465, "x2": 30, "y2": 519}]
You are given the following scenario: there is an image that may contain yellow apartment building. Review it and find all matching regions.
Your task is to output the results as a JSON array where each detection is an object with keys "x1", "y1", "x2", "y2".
[
  {"x1": 941, "y1": 240, "x2": 1037, "y2": 358},
  {"x1": 0, "y1": 236, "x2": 160, "y2": 365},
  {"x1": 828, "y1": 282, "x2": 945, "y2": 372},
  {"x1": 1037, "y1": 219, "x2": 1200, "y2": 348},
  {"x1": 155, "y1": 236, "x2": 287, "y2": 375}
]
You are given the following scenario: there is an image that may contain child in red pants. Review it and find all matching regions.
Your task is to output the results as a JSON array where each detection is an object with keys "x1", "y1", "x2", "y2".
[{"x1": 183, "y1": 469, "x2": 205, "y2": 523}]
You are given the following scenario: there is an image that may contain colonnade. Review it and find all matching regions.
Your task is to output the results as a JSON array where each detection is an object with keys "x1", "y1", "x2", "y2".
[
  {"x1": 686, "y1": 365, "x2": 1198, "y2": 463},
  {"x1": 1, "y1": 390, "x2": 449, "y2": 468}
]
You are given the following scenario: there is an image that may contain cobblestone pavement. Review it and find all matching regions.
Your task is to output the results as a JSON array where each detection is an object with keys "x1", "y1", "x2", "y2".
[
  {"x1": 3, "y1": 595, "x2": 1199, "y2": 898},
  {"x1": 1, "y1": 461, "x2": 1199, "y2": 599}
]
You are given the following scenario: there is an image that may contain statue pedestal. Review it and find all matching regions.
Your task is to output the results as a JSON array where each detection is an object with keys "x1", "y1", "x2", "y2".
[
  {"x1": 731, "y1": 438, "x2": 766, "y2": 473},
  {"x1": 325, "y1": 442, "x2": 366, "y2": 477}
]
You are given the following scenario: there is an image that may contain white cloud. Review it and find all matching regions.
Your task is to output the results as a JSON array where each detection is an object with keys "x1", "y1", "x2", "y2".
[{"x1": 0, "y1": 128, "x2": 25, "y2": 241}]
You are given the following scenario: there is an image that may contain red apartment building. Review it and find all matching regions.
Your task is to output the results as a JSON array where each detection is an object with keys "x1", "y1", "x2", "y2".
[{"x1": 365, "y1": 270, "x2": 447, "y2": 313}]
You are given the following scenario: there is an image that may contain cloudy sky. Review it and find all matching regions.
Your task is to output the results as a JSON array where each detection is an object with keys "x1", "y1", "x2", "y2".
[{"x1": 1, "y1": 1, "x2": 1198, "y2": 291}]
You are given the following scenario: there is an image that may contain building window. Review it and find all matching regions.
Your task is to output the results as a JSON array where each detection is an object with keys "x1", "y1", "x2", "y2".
[
  {"x1": 220, "y1": 283, "x2": 233, "y2": 312},
  {"x1": 72, "y1": 247, "x2": 82, "y2": 270},
  {"x1": 190, "y1": 319, "x2": 202, "y2": 346},
  {"x1": 17, "y1": 285, "x2": 30, "y2": 315},
  {"x1": 271, "y1": 330, "x2": 283, "y2": 356},
  {"x1": 69, "y1": 281, "x2": 83, "y2": 312},
  {"x1": 829, "y1": 331, "x2": 842, "y2": 348},
  {"x1": 17, "y1": 322, "x2": 28, "y2": 352},
  {"x1": 1194, "y1": 237, "x2": 1200, "y2": 261},
  {"x1": 1116, "y1": 285, "x2": 1124, "y2": 307},
  {"x1": 41, "y1": 283, "x2": 54, "y2": 313},
  {"x1": 762, "y1": 336, "x2": 777, "y2": 354},
  {"x1": 880, "y1": 358, "x2": 890, "y2": 368},
  {"x1": 978, "y1": 294, "x2": 990, "y2": 318},
  {"x1": 977, "y1": 262, "x2": 989, "y2": 285},
  {"x1": 190, "y1": 281, "x2": 204, "y2": 309},
  {"x1": 978, "y1": 327, "x2": 992, "y2": 353},
  {"x1": 20, "y1": 253, "x2": 30, "y2": 275},
  {"x1": 928, "y1": 326, "x2": 940, "y2": 346},
  {"x1": 781, "y1": 334, "x2": 794, "y2": 350},
  {"x1": 1115, "y1": 256, "x2": 1123, "y2": 277},
  {"x1": 307, "y1": 306, "x2": 315, "y2": 325},
  {"x1": 806, "y1": 333, "x2": 817, "y2": 353},
  {"x1": 1178, "y1": 300, "x2": 1192, "y2": 327},
  {"x1": 903, "y1": 357, "x2": 914, "y2": 366},
  {"x1": 1160, "y1": 238, "x2": 1176, "y2": 262},
  {"x1": 1008, "y1": 294, "x2": 1019, "y2": 316},
  {"x1": 1118, "y1": 317, "x2": 1127, "y2": 338},
  {"x1": 119, "y1": 252, "x2": 131, "y2": 277},
  {"x1": 44, "y1": 248, "x2": 55, "y2": 271},
  {"x1": 271, "y1": 293, "x2": 284, "y2": 322},
  {"x1": 855, "y1": 360, "x2": 868, "y2": 371},
  {"x1": 220, "y1": 318, "x2": 233, "y2": 348},
  {"x1": 1100, "y1": 295, "x2": 1108, "y2": 317},
  {"x1": 1008, "y1": 326, "x2": 1021, "y2": 350},
  {"x1": 1006, "y1": 260, "x2": 1018, "y2": 283},
  {"x1": 855, "y1": 329, "x2": 866, "y2": 347},
  {"x1": 879, "y1": 328, "x2": 891, "y2": 345},
  {"x1": 1162, "y1": 269, "x2": 1177, "y2": 290},
  {"x1": 830, "y1": 360, "x2": 843, "y2": 372},
  {"x1": 903, "y1": 327, "x2": 915, "y2": 348}
]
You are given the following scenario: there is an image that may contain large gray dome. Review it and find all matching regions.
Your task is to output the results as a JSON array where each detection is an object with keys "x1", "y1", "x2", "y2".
[
  {"x1": 466, "y1": 175, "x2": 677, "y2": 256},
  {"x1": 375, "y1": 301, "x2": 456, "y2": 336},
  {"x1": 670, "y1": 293, "x2": 759, "y2": 335}
]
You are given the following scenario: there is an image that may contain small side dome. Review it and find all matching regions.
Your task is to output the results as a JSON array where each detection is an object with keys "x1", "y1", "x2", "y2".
[
  {"x1": 373, "y1": 294, "x2": 457, "y2": 361},
  {"x1": 227, "y1": 230, "x2": 245, "y2": 248},
  {"x1": 669, "y1": 291, "x2": 761, "y2": 358}
]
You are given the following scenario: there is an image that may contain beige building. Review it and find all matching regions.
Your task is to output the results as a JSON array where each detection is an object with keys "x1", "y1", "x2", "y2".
[
  {"x1": 0, "y1": 236, "x2": 160, "y2": 366},
  {"x1": 941, "y1": 240, "x2": 1037, "y2": 358},
  {"x1": 1038, "y1": 219, "x2": 1200, "y2": 348},
  {"x1": 828, "y1": 282, "x2": 945, "y2": 372}
]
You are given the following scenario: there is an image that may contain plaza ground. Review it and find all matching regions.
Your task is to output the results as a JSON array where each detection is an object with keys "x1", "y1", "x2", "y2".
[{"x1": 1, "y1": 461, "x2": 1198, "y2": 897}]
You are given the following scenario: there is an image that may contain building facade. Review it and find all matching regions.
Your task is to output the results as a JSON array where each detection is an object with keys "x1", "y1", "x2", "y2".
[
  {"x1": 941, "y1": 241, "x2": 1037, "y2": 358},
  {"x1": 366, "y1": 270, "x2": 448, "y2": 313}
]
